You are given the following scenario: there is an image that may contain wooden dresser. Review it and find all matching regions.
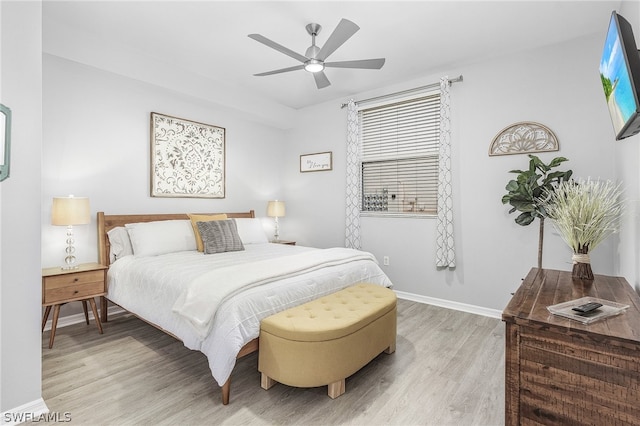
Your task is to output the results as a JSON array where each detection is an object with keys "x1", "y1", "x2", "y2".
[{"x1": 502, "y1": 268, "x2": 640, "y2": 425}]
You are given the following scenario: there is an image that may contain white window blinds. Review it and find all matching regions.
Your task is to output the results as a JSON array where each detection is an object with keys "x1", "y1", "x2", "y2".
[{"x1": 360, "y1": 93, "x2": 440, "y2": 215}]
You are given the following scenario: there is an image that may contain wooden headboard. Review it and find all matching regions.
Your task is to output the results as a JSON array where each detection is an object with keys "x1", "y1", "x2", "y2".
[{"x1": 97, "y1": 210, "x2": 256, "y2": 267}]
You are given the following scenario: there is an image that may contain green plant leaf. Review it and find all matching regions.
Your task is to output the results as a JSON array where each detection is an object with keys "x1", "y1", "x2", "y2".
[
  {"x1": 544, "y1": 170, "x2": 571, "y2": 182},
  {"x1": 563, "y1": 170, "x2": 573, "y2": 181},
  {"x1": 510, "y1": 200, "x2": 535, "y2": 212},
  {"x1": 515, "y1": 212, "x2": 536, "y2": 226},
  {"x1": 548, "y1": 157, "x2": 568, "y2": 167},
  {"x1": 529, "y1": 155, "x2": 550, "y2": 173},
  {"x1": 505, "y1": 180, "x2": 519, "y2": 192}
]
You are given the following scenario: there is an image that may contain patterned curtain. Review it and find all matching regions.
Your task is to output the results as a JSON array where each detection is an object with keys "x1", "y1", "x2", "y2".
[
  {"x1": 345, "y1": 99, "x2": 361, "y2": 249},
  {"x1": 435, "y1": 76, "x2": 456, "y2": 268}
]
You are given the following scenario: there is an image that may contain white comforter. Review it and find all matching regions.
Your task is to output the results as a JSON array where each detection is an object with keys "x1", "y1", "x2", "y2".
[{"x1": 107, "y1": 243, "x2": 393, "y2": 386}]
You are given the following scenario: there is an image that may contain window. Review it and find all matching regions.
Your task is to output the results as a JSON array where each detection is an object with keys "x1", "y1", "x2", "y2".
[{"x1": 360, "y1": 92, "x2": 440, "y2": 216}]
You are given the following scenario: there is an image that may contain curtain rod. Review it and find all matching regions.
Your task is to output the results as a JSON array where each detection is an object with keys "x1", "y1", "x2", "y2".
[{"x1": 340, "y1": 74, "x2": 463, "y2": 109}]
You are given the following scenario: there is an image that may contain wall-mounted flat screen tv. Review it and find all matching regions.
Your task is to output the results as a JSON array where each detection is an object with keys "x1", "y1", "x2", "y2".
[{"x1": 599, "y1": 11, "x2": 640, "y2": 140}]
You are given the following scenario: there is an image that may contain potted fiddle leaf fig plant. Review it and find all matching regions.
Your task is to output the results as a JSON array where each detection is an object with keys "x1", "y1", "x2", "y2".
[{"x1": 502, "y1": 154, "x2": 572, "y2": 270}]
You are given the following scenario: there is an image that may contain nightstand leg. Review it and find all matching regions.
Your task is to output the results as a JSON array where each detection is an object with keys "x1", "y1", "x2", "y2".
[
  {"x1": 42, "y1": 305, "x2": 51, "y2": 332},
  {"x1": 101, "y1": 296, "x2": 108, "y2": 323},
  {"x1": 49, "y1": 305, "x2": 61, "y2": 349},
  {"x1": 82, "y1": 300, "x2": 89, "y2": 325},
  {"x1": 88, "y1": 298, "x2": 103, "y2": 334}
]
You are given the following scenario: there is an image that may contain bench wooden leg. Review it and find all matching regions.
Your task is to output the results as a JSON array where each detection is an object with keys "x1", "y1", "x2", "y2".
[
  {"x1": 328, "y1": 379, "x2": 345, "y2": 399},
  {"x1": 385, "y1": 340, "x2": 396, "y2": 354},
  {"x1": 261, "y1": 373, "x2": 276, "y2": 390}
]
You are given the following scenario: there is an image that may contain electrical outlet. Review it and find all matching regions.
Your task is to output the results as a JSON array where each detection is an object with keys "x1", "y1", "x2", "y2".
[{"x1": 383, "y1": 256, "x2": 390, "y2": 266}]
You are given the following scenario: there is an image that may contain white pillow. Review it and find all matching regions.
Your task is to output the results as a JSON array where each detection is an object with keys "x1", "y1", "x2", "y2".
[
  {"x1": 107, "y1": 226, "x2": 134, "y2": 263},
  {"x1": 234, "y1": 218, "x2": 269, "y2": 244},
  {"x1": 125, "y1": 220, "x2": 196, "y2": 257}
]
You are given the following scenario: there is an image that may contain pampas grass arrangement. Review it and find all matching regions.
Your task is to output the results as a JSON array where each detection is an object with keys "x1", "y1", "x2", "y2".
[{"x1": 542, "y1": 178, "x2": 624, "y2": 280}]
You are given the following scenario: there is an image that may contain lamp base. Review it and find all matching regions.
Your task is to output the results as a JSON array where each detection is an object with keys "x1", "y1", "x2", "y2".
[
  {"x1": 61, "y1": 265, "x2": 80, "y2": 271},
  {"x1": 62, "y1": 228, "x2": 78, "y2": 270},
  {"x1": 273, "y1": 217, "x2": 280, "y2": 242}
]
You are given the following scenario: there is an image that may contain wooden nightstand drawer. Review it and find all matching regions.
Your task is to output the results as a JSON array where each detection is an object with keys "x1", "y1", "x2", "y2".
[
  {"x1": 44, "y1": 280, "x2": 103, "y2": 304},
  {"x1": 43, "y1": 268, "x2": 106, "y2": 305}
]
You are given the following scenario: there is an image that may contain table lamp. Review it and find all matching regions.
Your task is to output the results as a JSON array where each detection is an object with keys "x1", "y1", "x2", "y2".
[
  {"x1": 52, "y1": 195, "x2": 90, "y2": 269},
  {"x1": 267, "y1": 200, "x2": 286, "y2": 242}
]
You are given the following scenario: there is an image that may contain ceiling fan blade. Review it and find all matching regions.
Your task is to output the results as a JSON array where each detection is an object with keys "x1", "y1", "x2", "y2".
[
  {"x1": 316, "y1": 18, "x2": 359, "y2": 61},
  {"x1": 313, "y1": 71, "x2": 331, "y2": 89},
  {"x1": 254, "y1": 64, "x2": 305, "y2": 76},
  {"x1": 248, "y1": 33, "x2": 308, "y2": 63},
  {"x1": 325, "y1": 58, "x2": 386, "y2": 70}
]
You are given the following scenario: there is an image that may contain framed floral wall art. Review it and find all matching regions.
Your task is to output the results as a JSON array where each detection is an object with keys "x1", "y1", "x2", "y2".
[{"x1": 150, "y1": 112, "x2": 225, "y2": 198}]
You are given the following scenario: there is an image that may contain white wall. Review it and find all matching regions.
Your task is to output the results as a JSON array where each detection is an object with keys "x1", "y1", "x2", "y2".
[
  {"x1": 38, "y1": 2, "x2": 640, "y2": 330},
  {"x1": 42, "y1": 54, "x2": 288, "y2": 317},
  {"x1": 42, "y1": 12, "x2": 296, "y2": 131},
  {"x1": 286, "y1": 32, "x2": 620, "y2": 311},
  {"x1": 281, "y1": 103, "x2": 347, "y2": 246},
  {"x1": 614, "y1": 2, "x2": 640, "y2": 291},
  {"x1": 0, "y1": 0, "x2": 43, "y2": 414}
]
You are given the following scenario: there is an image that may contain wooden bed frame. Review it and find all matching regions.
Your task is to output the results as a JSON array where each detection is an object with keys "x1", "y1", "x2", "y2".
[{"x1": 96, "y1": 210, "x2": 257, "y2": 405}]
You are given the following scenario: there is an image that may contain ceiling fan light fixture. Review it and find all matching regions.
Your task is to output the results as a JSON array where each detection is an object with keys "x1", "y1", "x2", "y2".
[
  {"x1": 304, "y1": 59, "x2": 325, "y2": 73},
  {"x1": 249, "y1": 19, "x2": 384, "y2": 89}
]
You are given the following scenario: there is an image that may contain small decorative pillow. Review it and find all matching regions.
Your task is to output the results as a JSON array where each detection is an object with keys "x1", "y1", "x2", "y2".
[
  {"x1": 188, "y1": 213, "x2": 228, "y2": 252},
  {"x1": 197, "y1": 219, "x2": 245, "y2": 254}
]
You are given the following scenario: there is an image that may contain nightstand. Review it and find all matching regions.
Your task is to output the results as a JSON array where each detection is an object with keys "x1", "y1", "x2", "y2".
[
  {"x1": 42, "y1": 262, "x2": 107, "y2": 348},
  {"x1": 272, "y1": 240, "x2": 296, "y2": 245}
]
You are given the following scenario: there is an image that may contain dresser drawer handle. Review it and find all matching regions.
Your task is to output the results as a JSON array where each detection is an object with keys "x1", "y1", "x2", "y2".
[
  {"x1": 73, "y1": 278, "x2": 79, "y2": 282},
  {"x1": 73, "y1": 290, "x2": 79, "y2": 294}
]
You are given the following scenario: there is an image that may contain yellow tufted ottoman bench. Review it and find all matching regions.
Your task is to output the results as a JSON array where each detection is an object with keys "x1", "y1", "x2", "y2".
[{"x1": 258, "y1": 283, "x2": 397, "y2": 399}]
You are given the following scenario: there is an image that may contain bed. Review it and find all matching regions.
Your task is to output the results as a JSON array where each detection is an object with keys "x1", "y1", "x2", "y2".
[{"x1": 97, "y1": 210, "x2": 393, "y2": 405}]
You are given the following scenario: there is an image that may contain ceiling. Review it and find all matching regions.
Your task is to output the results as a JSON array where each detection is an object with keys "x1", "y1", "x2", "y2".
[{"x1": 42, "y1": 1, "x2": 622, "y2": 110}]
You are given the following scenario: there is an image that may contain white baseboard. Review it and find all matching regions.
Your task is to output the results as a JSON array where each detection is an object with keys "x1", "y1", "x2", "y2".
[
  {"x1": 395, "y1": 290, "x2": 502, "y2": 319},
  {"x1": 42, "y1": 305, "x2": 126, "y2": 331},
  {"x1": 1, "y1": 398, "x2": 49, "y2": 426},
  {"x1": 44, "y1": 294, "x2": 500, "y2": 331}
]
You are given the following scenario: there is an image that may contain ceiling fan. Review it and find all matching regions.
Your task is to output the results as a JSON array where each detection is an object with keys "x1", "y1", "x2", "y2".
[{"x1": 248, "y1": 18, "x2": 385, "y2": 89}]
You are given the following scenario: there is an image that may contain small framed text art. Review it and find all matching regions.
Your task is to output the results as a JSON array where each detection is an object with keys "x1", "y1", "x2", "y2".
[
  {"x1": 300, "y1": 151, "x2": 333, "y2": 173},
  {"x1": 150, "y1": 112, "x2": 225, "y2": 198}
]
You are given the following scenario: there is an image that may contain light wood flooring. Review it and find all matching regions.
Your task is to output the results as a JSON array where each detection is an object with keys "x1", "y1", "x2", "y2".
[{"x1": 38, "y1": 299, "x2": 505, "y2": 425}]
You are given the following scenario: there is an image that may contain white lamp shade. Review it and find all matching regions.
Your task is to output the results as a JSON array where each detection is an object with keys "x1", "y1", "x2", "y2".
[
  {"x1": 267, "y1": 200, "x2": 286, "y2": 218},
  {"x1": 52, "y1": 196, "x2": 90, "y2": 226}
]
